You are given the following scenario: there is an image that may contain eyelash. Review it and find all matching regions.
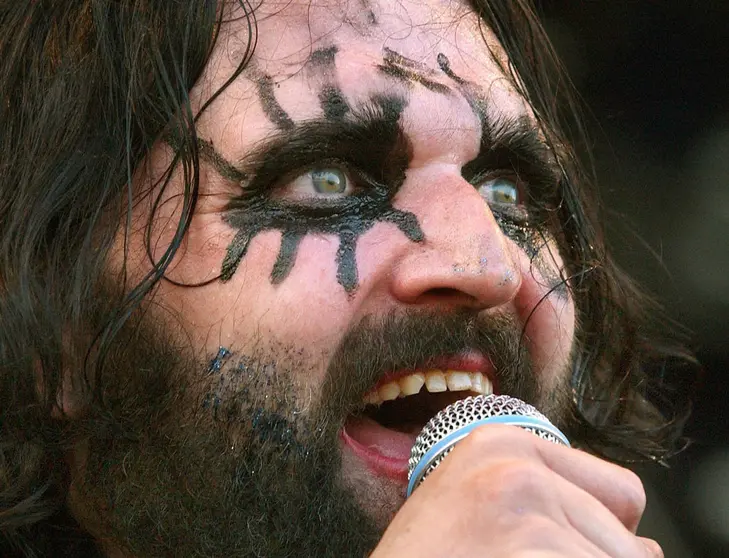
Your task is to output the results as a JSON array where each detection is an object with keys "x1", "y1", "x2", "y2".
[
  {"x1": 474, "y1": 170, "x2": 523, "y2": 193},
  {"x1": 244, "y1": 162, "x2": 401, "y2": 222},
  {"x1": 235, "y1": 148, "x2": 554, "y2": 229},
  {"x1": 240, "y1": 150, "x2": 389, "y2": 198},
  {"x1": 270, "y1": 160, "x2": 361, "y2": 196}
]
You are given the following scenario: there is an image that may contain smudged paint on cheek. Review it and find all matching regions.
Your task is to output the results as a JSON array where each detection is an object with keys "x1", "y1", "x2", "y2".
[
  {"x1": 493, "y1": 213, "x2": 569, "y2": 298},
  {"x1": 201, "y1": 347, "x2": 310, "y2": 456},
  {"x1": 250, "y1": 408, "x2": 303, "y2": 451},
  {"x1": 201, "y1": 347, "x2": 233, "y2": 415}
]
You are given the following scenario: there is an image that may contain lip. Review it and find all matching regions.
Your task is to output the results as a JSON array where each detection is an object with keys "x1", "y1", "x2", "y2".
[
  {"x1": 341, "y1": 352, "x2": 497, "y2": 485},
  {"x1": 370, "y1": 351, "x2": 498, "y2": 392},
  {"x1": 340, "y1": 417, "x2": 413, "y2": 484}
]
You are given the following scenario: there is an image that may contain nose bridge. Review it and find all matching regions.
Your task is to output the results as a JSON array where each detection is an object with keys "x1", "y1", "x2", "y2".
[
  {"x1": 428, "y1": 191, "x2": 504, "y2": 266},
  {"x1": 390, "y1": 168, "x2": 521, "y2": 308}
]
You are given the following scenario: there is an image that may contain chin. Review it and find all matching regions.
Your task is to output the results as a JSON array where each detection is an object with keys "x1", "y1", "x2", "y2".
[{"x1": 339, "y1": 440, "x2": 409, "y2": 529}]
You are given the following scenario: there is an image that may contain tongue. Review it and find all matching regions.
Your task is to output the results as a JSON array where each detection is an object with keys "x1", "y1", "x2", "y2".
[{"x1": 343, "y1": 415, "x2": 419, "y2": 461}]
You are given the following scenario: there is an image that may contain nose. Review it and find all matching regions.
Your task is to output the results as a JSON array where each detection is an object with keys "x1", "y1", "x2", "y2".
[{"x1": 389, "y1": 169, "x2": 521, "y2": 311}]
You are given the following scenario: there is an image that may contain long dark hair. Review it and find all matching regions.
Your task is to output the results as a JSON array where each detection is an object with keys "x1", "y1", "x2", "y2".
[{"x1": 0, "y1": 1, "x2": 695, "y2": 555}]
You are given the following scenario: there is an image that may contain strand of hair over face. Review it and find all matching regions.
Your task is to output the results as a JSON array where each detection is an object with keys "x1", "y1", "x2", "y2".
[{"x1": 0, "y1": 1, "x2": 697, "y2": 555}]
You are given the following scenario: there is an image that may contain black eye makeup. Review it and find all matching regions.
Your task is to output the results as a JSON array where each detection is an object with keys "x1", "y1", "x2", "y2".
[
  {"x1": 209, "y1": 49, "x2": 566, "y2": 297},
  {"x1": 220, "y1": 94, "x2": 424, "y2": 293},
  {"x1": 463, "y1": 115, "x2": 562, "y2": 215},
  {"x1": 458, "y1": 113, "x2": 568, "y2": 297}
]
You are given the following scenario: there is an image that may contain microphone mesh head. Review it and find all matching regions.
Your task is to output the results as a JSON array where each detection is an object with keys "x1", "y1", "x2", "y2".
[{"x1": 408, "y1": 394, "x2": 564, "y2": 485}]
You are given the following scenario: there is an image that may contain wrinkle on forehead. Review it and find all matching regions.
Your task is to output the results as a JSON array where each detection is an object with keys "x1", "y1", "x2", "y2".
[
  {"x1": 219, "y1": 0, "x2": 497, "y2": 75},
  {"x1": 190, "y1": 0, "x2": 543, "y2": 161},
  {"x1": 205, "y1": 3, "x2": 526, "y2": 110},
  {"x1": 248, "y1": 0, "x2": 472, "y2": 29}
]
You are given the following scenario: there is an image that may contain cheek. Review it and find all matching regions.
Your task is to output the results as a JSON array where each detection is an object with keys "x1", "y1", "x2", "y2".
[
  {"x1": 113, "y1": 145, "x2": 237, "y2": 286},
  {"x1": 338, "y1": 221, "x2": 416, "y2": 309},
  {"x1": 513, "y1": 246, "x2": 576, "y2": 378},
  {"x1": 254, "y1": 233, "x2": 360, "y2": 337},
  {"x1": 185, "y1": 231, "x2": 359, "y2": 353}
]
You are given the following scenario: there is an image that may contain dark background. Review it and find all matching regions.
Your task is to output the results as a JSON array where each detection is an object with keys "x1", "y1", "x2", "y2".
[{"x1": 542, "y1": 3, "x2": 728, "y2": 557}]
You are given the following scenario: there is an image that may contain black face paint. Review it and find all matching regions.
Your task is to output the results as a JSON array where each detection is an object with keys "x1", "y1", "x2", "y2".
[
  {"x1": 164, "y1": 135, "x2": 248, "y2": 184},
  {"x1": 250, "y1": 407, "x2": 303, "y2": 451},
  {"x1": 319, "y1": 85, "x2": 350, "y2": 121},
  {"x1": 378, "y1": 47, "x2": 452, "y2": 95},
  {"x1": 208, "y1": 346, "x2": 232, "y2": 373},
  {"x1": 309, "y1": 45, "x2": 339, "y2": 67},
  {"x1": 307, "y1": 46, "x2": 351, "y2": 121},
  {"x1": 256, "y1": 74, "x2": 295, "y2": 131},
  {"x1": 271, "y1": 230, "x2": 303, "y2": 284},
  {"x1": 197, "y1": 138, "x2": 248, "y2": 183},
  {"x1": 213, "y1": 54, "x2": 563, "y2": 298},
  {"x1": 452, "y1": 79, "x2": 567, "y2": 300},
  {"x1": 437, "y1": 52, "x2": 490, "y2": 125},
  {"x1": 493, "y1": 210, "x2": 569, "y2": 298},
  {"x1": 202, "y1": 347, "x2": 232, "y2": 416},
  {"x1": 529, "y1": 234, "x2": 570, "y2": 298},
  {"x1": 221, "y1": 94, "x2": 424, "y2": 293},
  {"x1": 201, "y1": 347, "x2": 315, "y2": 458}
]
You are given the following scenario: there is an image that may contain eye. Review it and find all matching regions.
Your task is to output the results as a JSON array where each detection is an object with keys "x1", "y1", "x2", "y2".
[
  {"x1": 283, "y1": 166, "x2": 354, "y2": 200},
  {"x1": 477, "y1": 177, "x2": 521, "y2": 206}
]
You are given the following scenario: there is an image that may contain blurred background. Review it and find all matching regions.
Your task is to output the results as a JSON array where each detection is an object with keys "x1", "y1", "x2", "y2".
[{"x1": 541, "y1": 2, "x2": 728, "y2": 557}]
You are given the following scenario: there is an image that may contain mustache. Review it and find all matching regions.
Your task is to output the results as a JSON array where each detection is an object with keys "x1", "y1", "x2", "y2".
[{"x1": 317, "y1": 309, "x2": 536, "y2": 423}]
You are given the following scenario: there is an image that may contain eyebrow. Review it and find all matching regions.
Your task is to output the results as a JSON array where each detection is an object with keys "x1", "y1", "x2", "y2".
[
  {"x1": 462, "y1": 115, "x2": 562, "y2": 195},
  {"x1": 196, "y1": 138, "x2": 248, "y2": 183},
  {"x1": 227, "y1": 94, "x2": 411, "y2": 203},
  {"x1": 198, "y1": 102, "x2": 559, "y2": 203}
]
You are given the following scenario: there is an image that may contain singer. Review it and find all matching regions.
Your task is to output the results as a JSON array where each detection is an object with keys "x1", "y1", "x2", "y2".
[{"x1": 0, "y1": 1, "x2": 695, "y2": 556}]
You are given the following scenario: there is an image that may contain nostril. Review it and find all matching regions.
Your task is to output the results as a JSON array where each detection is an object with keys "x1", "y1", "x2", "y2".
[
  {"x1": 426, "y1": 287, "x2": 462, "y2": 298},
  {"x1": 414, "y1": 287, "x2": 481, "y2": 308}
]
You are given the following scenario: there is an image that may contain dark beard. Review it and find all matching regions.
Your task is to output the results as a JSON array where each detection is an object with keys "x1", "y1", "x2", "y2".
[
  {"x1": 71, "y1": 303, "x2": 572, "y2": 557},
  {"x1": 73, "y1": 309, "x2": 381, "y2": 557}
]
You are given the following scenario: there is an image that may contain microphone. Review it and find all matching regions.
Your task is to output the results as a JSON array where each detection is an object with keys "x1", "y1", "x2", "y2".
[{"x1": 406, "y1": 394, "x2": 571, "y2": 497}]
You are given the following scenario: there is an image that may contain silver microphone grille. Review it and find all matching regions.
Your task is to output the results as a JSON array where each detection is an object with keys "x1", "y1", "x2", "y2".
[{"x1": 407, "y1": 394, "x2": 569, "y2": 496}]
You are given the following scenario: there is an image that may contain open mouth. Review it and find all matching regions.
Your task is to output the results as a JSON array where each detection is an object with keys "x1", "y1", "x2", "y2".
[
  {"x1": 362, "y1": 370, "x2": 494, "y2": 433},
  {"x1": 341, "y1": 369, "x2": 495, "y2": 482}
]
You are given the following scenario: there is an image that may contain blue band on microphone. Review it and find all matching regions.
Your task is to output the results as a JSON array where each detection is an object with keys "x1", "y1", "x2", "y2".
[{"x1": 406, "y1": 414, "x2": 570, "y2": 497}]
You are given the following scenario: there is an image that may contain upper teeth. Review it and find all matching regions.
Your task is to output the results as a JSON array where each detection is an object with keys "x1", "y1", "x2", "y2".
[{"x1": 364, "y1": 370, "x2": 493, "y2": 406}]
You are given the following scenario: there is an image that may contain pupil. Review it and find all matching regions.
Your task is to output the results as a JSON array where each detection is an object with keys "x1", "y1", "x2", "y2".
[
  {"x1": 312, "y1": 169, "x2": 344, "y2": 193},
  {"x1": 495, "y1": 183, "x2": 516, "y2": 204}
]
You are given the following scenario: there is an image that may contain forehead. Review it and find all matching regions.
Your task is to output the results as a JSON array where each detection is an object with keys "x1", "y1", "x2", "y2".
[
  {"x1": 241, "y1": 0, "x2": 505, "y2": 66},
  {"x1": 182, "y1": 0, "x2": 541, "y2": 176},
  {"x1": 195, "y1": 0, "x2": 528, "y2": 113}
]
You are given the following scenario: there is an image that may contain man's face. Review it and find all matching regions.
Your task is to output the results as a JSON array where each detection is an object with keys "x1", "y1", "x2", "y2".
[{"x1": 71, "y1": 0, "x2": 576, "y2": 555}]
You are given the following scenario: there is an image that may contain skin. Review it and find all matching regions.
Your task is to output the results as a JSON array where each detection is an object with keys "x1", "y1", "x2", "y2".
[
  {"x1": 128, "y1": 0, "x2": 575, "y2": 381},
  {"x1": 64, "y1": 0, "x2": 660, "y2": 555}
]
